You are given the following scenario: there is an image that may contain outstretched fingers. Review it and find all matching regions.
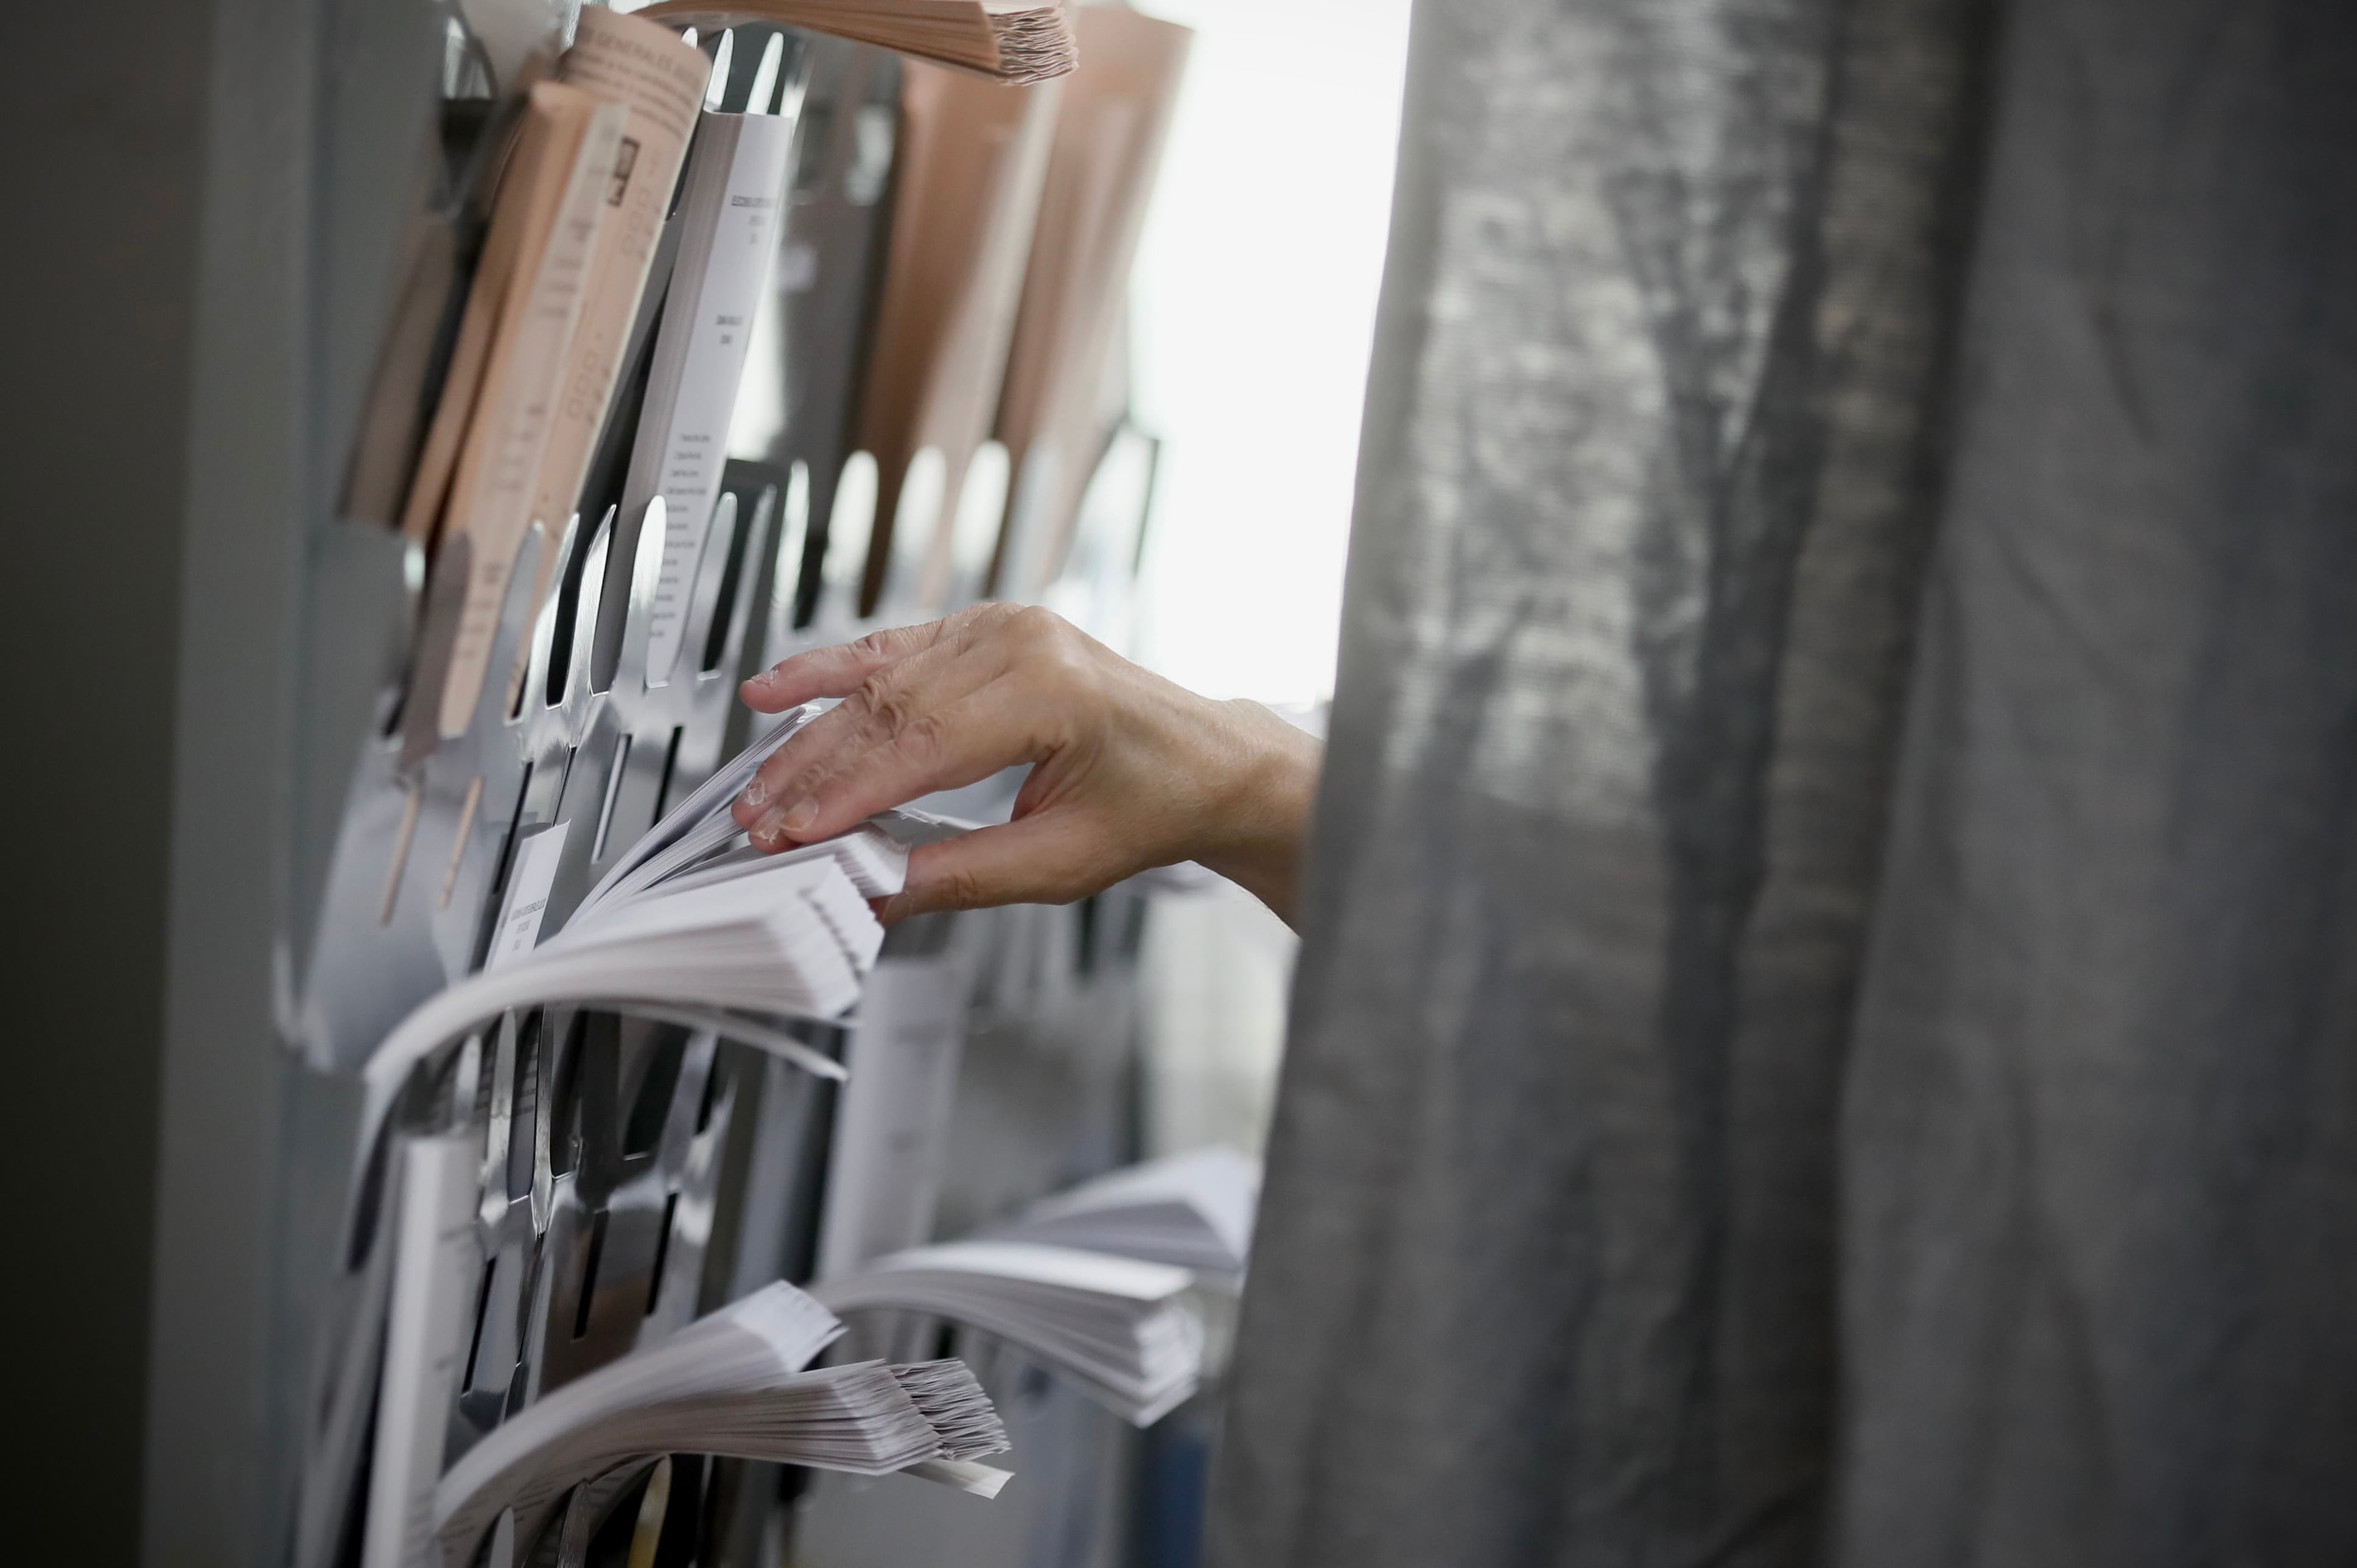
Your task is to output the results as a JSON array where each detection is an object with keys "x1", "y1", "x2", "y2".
[
  {"x1": 738, "y1": 616, "x2": 959, "y2": 714},
  {"x1": 743, "y1": 679, "x2": 1052, "y2": 850},
  {"x1": 736, "y1": 632, "x2": 989, "y2": 828}
]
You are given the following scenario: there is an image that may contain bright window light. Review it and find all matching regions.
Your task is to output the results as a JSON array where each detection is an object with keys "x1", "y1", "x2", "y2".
[{"x1": 1124, "y1": 0, "x2": 1414, "y2": 705}]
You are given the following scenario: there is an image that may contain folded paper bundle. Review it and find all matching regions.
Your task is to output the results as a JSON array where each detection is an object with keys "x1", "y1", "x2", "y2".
[
  {"x1": 991, "y1": 1146, "x2": 1259, "y2": 1283},
  {"x1": 434, "y1": 1283, "x2": 1012, "y2": 1561},
  {"x1": 814, "y1": 1241, "x2": 1202, "y2": 1424},
  {"x1": 357, "y1": 703, "x2": 979, "y2": 1185},
  {"x1": 637, "y1": 0, "x2": 1079, "y2": 85},
  {"x1": 572, "y1": 702, "x2": 828, "y2": 917},
  {"x1": 567, "y1": 709, "x2": 894, "y2": 924},
  {"x1": 568, "y1": 701, "x2": 970, "y2": 928},
  {"x1": 357, "y1": 843, "x2": 883, "y2": 1177}
]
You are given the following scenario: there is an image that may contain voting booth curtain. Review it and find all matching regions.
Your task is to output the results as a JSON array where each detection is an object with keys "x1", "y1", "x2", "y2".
[{"x1": 1213, "y1": 0, "x2": 2357, "y2": 1564}]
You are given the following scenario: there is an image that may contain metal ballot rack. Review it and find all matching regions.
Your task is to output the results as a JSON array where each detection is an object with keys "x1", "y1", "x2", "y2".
[{"x1": 233, "y1": 7, "x2": 1211, "y2": 1567}]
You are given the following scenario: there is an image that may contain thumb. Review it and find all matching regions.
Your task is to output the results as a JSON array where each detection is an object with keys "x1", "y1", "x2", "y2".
[{"x1": 878, "y1": 813, "x2": 1133, "y2": 921}]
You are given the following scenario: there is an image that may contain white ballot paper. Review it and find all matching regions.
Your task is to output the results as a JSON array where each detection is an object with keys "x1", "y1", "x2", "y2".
[
  {"x1": 485, "y1": 822, "x2": 569, "y2": 970},
  {"x1": 816, "y1": 956, "x2": 978, "y2": 1279},
  {"x1": 625, "y1": 109, "x2": 798, "y2": 685},
  {"x1": 349, "y1": 704, "x2": 978, "y2": 1219},
  {"x1": 991, "y1": 1147, "x2": 1261, "y2": 1283},
  {"x1": 363, "y1": 1135, "x2": 482, "y2": 1568},
  {"x1": 567, "y1": 702, "x2": 972, "y2": 930},
  {"x1": 433, "y1": 1281, "x2": 1011, "y2": 1563},
  {"x1": 813, "y1": 1241, "x2": 1204, "y2": 1426},
  {"x1": 354, "y1": 850, "x2": 881, "y2": 1202}
]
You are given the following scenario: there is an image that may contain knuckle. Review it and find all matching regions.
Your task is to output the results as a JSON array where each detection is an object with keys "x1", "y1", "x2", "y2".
[
  {"x1": 780, "y1": 759, "x2": 833, "y2": 806},
  {"x1": 770, "y1": 740, "x2": 838, "y2": 801},
  {"x1": 953, "y1": 602, "x2": 1010, "y2": 653},
  {"x1": 898, "y1": 708, "x2": 951, "y2": 769},
  {"x1": 965, "y1": 601, "x2": 1026, "y2": 649},
  {"x1": 830, "y1": 686, "x2": 877, "y2": 735},
  {"x1": 858, "y1": 675, "x2": 922, "y2": 739},
  {"x1": 849, "y1": 627, "x2": 900, "y2": 663},
  {"x1": 754, "y1": 741, "x2": 813, "y2": 795},
  {"x1": 1006, "y1": 604, "x2": 1065, "y2": 648},
  {"x1": 1005, "y1": 607, "x2": 1085, "y2": 677},
  {"x1": 936, "y1": 864, "x2": 988, "y2": 911}
]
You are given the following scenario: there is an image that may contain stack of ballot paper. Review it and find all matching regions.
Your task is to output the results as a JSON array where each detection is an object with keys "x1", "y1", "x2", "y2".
[
  {"x1": 356, "y1": 703, "x2": 977, "y2": 1176},
  {"x1": 814, "y1": 1241, "x2": 1202, "y2": 1424},
  {"x1": 639, "y1": 0, "x2": 1079, "y2": 85},
  {"x1": 355, "y1": 849, "x2": 881, "y2": 1192},
  {"x1": 990, "y1": 1147, "x2": 1259, "y2": 1283},
  {"x1": 567, "y1": 701, "x2": 971, "y2": 928},
  {"x1": 569, "y1": 712, "x2": 901, "y2": 923},
  {"x1": 361, "y1": 846, "x2": 883, "y2": 1136},
  {"x1": 434, "y1": 1283, "x2": 1011, "y2": 1561}
]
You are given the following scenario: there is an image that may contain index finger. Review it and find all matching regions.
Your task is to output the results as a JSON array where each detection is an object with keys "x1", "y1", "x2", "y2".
[
  {"x1": 740, "y1": 618, "x2": 956, "y2": 713},
  {"x1": 744, "y1": 676, "x2": 1051, "y2": 850}
]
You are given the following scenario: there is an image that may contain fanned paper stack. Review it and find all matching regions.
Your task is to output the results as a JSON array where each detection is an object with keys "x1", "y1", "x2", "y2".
[
  {"x1": 570, "y1": 707, "x2": 894, "y2": 920},
  {"x1": 636, "y1": 0, "x2": 1079, "y2": 85},
  {"x1": 814, "y1": 1241, "x2": 1202, "y2": 1424},
  {"x1": 567, "y1": 701, "x2": 969, "y2": 926},
  {"x1": 433, "y1": 1283, "x2": 1012, "y2": 1561},
  {"x1": 992, "y1": 1147, "x2": 1259, "y2": 1283},
  {"x1": 358, "y1": 844, "x2": 883, "y2": 1158},
  {"x1": 357, "y1": 704, "x2": 972, "y2": 1176}
]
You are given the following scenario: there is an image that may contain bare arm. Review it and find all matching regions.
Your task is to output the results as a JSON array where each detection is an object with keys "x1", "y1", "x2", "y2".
[{"x1": 732, "y1": 604, "x2": 1323, "y2": 924}]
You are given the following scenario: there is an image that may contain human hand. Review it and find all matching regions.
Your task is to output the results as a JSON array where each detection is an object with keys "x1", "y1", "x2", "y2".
[{"x1": 732, "y1": 605, "x2": 1321, "y2": 924}]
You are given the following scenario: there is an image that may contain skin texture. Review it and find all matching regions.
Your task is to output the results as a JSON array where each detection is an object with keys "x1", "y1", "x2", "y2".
[{"x1": 732, "y1": 604, "x2": 1323, "y2": 925}]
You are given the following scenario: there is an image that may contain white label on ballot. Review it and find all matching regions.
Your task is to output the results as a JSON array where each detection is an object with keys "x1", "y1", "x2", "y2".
[{"x1": 487, "y1": 821, "x2": 569, "y2": 970}]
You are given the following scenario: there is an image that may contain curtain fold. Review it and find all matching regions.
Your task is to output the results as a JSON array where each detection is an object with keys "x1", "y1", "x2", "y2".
[
  {"x1": 1211, "y1": 0, "x2": 2357, "y2": 1563},
  {"x1": 1211, "y1": 0, "x2": 1988, "y2": 1563},
  {"x1": 1833, "y1": 3, "x2": 2357, "y2": 1561}
]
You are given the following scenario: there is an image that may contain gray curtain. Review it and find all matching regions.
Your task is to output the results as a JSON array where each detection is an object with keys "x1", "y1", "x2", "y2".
[{"x1": 1211, "y1": 0, "x2": 2357, "y2": 1564}]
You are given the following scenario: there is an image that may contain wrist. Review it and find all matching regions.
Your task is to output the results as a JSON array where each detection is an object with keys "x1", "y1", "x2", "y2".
[{"x1": 1192, "y1": 699, "x2": 1321, "y2": 925}]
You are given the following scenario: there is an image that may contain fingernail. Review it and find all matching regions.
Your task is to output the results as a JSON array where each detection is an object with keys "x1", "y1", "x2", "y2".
[
  {"x1": 753, "y1": 799, "x2": 817, "y2": 846},
  {"x1": 741, "y1": 775, "x2": 769, "y2": 808}
]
